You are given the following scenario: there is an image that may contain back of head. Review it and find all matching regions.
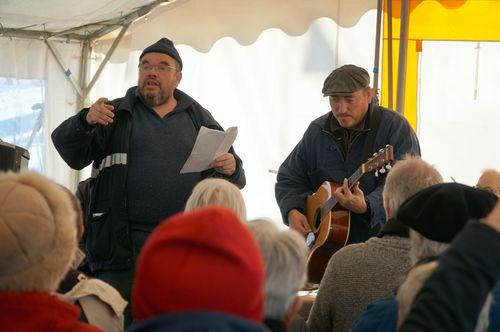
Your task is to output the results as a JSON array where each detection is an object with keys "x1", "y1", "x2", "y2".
[
  {"x1": 398, "y1": 182, "x2": 498, "y2": 264},
  {"x1": 477, "y1": 169, "x2": 500, "y2": 197},
  {"x1": 0, "y1": 172, "x2": 77, "y2": 291},
  {"x1": 397, "y1": 261, "x2": 492, "y2": 332},
  {"x1": 132, "y1": 207, "x2": 264, "y2": 323},
  {"x1": 383, "y1": 155, "x2": 443, "y2": 219},
  {"x1": 398, "y1": 183, "x2": 498, "y2": 243},
  {"x1": 247, "y1": 219, "x2": 308, "y2": 320},
  {"x1": 185, "y1": 178, "x2": 246, "y2": 221}
]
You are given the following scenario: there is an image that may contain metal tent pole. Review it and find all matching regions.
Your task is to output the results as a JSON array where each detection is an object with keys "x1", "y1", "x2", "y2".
[
  {"x1": 396, "y1": 0, "x2": 409, "y2": 113},
  {"x1": 373, "y1": 0, "x2": 383, "y2": 99},
  {"x1": 388, "y1": 0, "x2": 394, "y2": 109}
]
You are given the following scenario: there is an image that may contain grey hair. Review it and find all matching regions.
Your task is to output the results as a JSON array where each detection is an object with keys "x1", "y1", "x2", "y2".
[
  {"x1": 409, "y1": 230, "x2": 449, "y2": 266},
  {"x1": 247, "y1": 219, "x2": 308, "y2": 319},
  {"x1": 383, "y1": 155, "x2": 443, "y2": 219},
  {"x1": 477, "y1": 168, "x2": 500, "y2": 198},
  {"x1": 185, "y1": 178, "x2": 246, "y2": 221},
  {"x1": 397, "y1": 261, "x2": 492, "y2": 332}
]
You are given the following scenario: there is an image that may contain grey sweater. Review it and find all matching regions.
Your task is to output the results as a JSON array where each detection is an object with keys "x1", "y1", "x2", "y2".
[{"x1": 307, "y1": 235, "x2": 411, "y2": 332}]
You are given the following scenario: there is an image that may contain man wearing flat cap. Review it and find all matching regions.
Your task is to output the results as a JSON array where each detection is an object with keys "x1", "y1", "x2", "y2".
[
  {"x1": 52, "y1": 38, "x2": 245, "y2": 325},
  {"x1": 275, "y1": 64, "x2": 420, "y2": 246}
]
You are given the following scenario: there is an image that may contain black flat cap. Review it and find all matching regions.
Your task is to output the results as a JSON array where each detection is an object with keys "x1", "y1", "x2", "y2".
[
  {"x1": 140, "y1": 37, "x2": 183, "y2": 70},
  {"x1": 397, "y1": 183, "x2": 498, "y2": 243},
  {"x1": 322, "y1": 64, "x2": 370, "y2": 96}
]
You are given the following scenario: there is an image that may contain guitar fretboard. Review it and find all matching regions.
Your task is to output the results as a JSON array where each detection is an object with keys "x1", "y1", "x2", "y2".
[{"x1": 320, "y1": 168, "x2": 364, "y2": 218}]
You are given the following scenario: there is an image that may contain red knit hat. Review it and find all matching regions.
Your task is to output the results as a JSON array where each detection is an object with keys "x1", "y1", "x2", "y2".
[{"x1": 132, "y1": 206, "x2": 265, "y2": 323}]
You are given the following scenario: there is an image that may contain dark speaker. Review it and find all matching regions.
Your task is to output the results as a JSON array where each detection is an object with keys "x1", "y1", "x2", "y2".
[{"x1": 0, "y1": 141, "x2": 30, "y2": 172}]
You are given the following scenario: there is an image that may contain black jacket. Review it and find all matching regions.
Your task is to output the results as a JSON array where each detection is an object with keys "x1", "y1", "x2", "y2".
[{"x1": 52, "y1": 87, "x2": 245, "y2": 271}]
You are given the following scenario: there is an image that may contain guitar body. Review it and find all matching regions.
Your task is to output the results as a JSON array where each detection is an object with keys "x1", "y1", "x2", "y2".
[
  {"x1": 301, "y1": 145, "x2": 394, "y2": 284},
  {"x1": 306, "y1": 181, "x2": 350, "y2": 284}
]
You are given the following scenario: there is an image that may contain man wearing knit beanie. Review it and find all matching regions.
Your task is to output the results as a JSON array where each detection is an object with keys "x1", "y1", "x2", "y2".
[
  {"x1": 128, "y1": 206, "x2": 267, "y2": 331},
  {"x1": 0, "y1": 171, "x2": 99, "y2": 331},
  {"x1": 52, "y1": 37, "x2": 246, "y2": 326}
]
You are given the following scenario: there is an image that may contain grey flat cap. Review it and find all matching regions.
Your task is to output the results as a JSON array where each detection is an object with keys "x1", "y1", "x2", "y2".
[{"x1": 322, "y1": 64, "x2": 370, "y2": 96}]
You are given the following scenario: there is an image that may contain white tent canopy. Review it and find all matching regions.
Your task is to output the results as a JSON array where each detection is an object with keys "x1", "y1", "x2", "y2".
[{"x1": 95, "y1": 0, "x2": 377, "y2": 56}]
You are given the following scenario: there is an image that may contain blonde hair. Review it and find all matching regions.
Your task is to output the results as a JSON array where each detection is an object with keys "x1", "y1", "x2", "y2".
[{"x1": 185, "y1": 178, "x2": 246, "y2": 221}]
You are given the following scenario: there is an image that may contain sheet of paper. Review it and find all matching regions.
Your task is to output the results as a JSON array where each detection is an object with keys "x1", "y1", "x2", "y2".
[{"x1": 180, "y1": 126, "x2": 238, "y2": 173}]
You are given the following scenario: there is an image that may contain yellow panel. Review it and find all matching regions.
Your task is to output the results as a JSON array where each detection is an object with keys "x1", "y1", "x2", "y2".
[
  {"x1": 380, "y1": 0, "x2": 500, "y2": 132},
  {"x1": 385, "y1": 0, "x2": 500, "y2": 41},
  {"x1": 381, "y1": 39, "x2": 419, "y2": 131}
]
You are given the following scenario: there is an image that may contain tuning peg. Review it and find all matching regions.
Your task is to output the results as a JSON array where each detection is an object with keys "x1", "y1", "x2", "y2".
[
  {"x1": 379, "y1": 168, "x2": 386, "y2": 174},
  {"x1": 386, "y1": 164, "x2": 392, "y2": 170},
  {"x1": 379, "y1": 148, "x2": 384, "y2": 153},
  {"x1": 375, "y1": 170, "x2": 379, "y2": 177},
  {"x1": 373, "y1": 152, "x2": 377, "y2": 156}
]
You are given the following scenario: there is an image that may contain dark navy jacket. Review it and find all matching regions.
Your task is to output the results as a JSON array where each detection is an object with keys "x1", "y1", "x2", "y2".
[
  {"x1": 127, "y1": 311, "x2": 268, "y2": 332},
  {"x1": 52, "y1": 87, "x2": 245, "y2": 272},
  {"x1": 275, "y1": 102, "x2": 420, "y2": 243}
]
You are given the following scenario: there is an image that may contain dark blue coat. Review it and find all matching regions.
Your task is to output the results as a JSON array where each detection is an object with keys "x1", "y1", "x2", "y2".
[
  {"x1": 351, "y1": 280, "x2": 500, "y2": 331},
  {"x1": 275, "y1": 102, "x2": 420, "y2": 243}
]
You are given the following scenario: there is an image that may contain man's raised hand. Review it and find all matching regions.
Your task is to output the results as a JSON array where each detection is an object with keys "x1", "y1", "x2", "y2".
[{"x1": 86, "y1": 97, "x2": 115, "y2": 126}]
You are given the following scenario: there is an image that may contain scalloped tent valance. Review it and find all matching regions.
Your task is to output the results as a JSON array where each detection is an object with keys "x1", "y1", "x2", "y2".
[{"x1": 93, "y1": 0, "x2": 378, "y2": 59}]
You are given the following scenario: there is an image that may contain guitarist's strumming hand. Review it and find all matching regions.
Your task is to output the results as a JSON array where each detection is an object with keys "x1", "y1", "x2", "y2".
[
  {"x1": 333, "y1": 178, "x2": 368, "y2": 214},
  {"x1": 288, "y1": 209, "x2": 312, "y2": 235}
]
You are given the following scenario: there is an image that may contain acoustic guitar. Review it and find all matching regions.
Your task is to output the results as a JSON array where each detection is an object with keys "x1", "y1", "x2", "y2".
[{"x1": 305, "y1": 145, "x2": 394, "y2": 284}]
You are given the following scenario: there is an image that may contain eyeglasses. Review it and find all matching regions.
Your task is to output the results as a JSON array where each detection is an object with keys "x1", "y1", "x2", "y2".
[{"x1": 138, "y1": 63, "x2": 177, "y2": 73}]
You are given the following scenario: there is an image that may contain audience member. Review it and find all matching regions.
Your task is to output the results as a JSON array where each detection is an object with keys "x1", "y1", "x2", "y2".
[
  {"x1": 57, "y1": 185, "x2": 127, "y2": 332},
  {"x1": 0, "y1": 172, "x2": 99, "y2": 331},
  {"x1": 247, "y1": 219, "x2": 308, "y2": 332},
  {"x1": 396, "y1": 261, "x2": 493, "y2": 331},
  {"x1": 477, "y1": 168, "x2": 500, "y2": 197},
  {"x1": 185, "y1": 178, "x2": 246, "y2": 220},
  {"x1": 351, "y1": 182, "x2": 498, "y2": 331},
  {"x1": 400, "y1": 201, "x2": 500, "y2": 331},
  {"x1": 128, "y1": 207, "x2": 267, "y2": 331},
  {"x1": 307, "y1": 156, "x2": 442, "y2": 332}
]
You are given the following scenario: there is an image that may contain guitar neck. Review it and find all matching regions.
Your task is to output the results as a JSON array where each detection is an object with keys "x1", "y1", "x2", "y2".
[
  {"x1": 321, "y1": 167, "x2": 365, "y2": 216},
  {"x1": 348, "y1": 168, "x2": 363, "y2": 189}
]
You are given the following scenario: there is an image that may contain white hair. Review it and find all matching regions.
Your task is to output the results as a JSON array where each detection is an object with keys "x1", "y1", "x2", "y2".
[
  {"x1": 185, "y1": 178, "x2": 246, "y2": 221},
  {"x1": 408, "y1": 230, "x2": 449, "y2": 266},
  {"x1": 397, "y1": 261, "x2": 492, "y2": 332},
  {"x1": 383, "y1": 155, "x2": 443, "y2": 219},
  {"x1": 247, "y1": 219, "x2": 308, "y2": 319}
]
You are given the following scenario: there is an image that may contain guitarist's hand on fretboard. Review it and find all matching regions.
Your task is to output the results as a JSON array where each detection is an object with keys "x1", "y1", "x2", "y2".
[
  {"x1": 288, "y1": 209, "x2": 312, "y2": 235},
  {"x1": 333, "y1": 179, "x2": 368, "y2": 214}
]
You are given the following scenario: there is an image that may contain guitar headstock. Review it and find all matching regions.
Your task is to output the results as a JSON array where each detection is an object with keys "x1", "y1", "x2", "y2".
[{"x1": 362, "y1": 145, "x2": 394, "y2": 176}]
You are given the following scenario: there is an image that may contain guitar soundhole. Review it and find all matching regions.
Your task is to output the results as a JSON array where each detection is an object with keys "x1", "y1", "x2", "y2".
[{"x1": 315, "y1": 210, "x2": 322, "y2": 229}]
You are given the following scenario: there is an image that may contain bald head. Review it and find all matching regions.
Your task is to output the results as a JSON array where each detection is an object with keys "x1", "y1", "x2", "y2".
[{"x1": 477, "y1": 169, "x2": 500, "y2": 197}]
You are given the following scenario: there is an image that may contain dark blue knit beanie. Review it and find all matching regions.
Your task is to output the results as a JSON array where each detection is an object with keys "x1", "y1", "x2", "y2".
[{"x1": 140, "y1": 38, "x2": 183, "y2": 70}]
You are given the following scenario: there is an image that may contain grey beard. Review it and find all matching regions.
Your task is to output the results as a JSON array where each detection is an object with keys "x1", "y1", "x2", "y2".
[{"x1": 141, "y1": 89, "x2": 168, "y2": 107}]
